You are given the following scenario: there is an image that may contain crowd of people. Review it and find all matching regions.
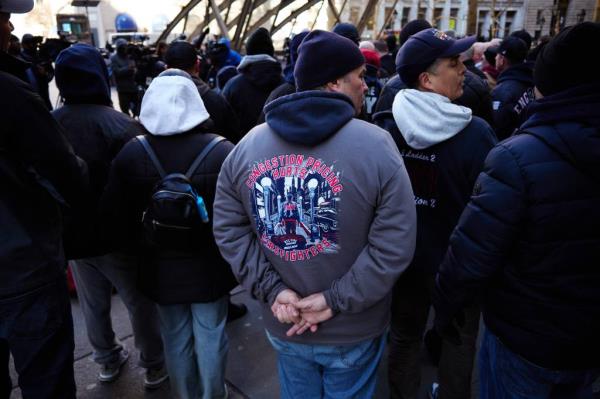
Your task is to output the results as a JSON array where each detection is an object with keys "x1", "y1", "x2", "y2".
[{"x1": 1, "y1": 0, "x2": 600, "y2": 398}]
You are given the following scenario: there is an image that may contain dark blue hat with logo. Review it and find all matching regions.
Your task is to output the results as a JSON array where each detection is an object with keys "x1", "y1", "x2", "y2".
[{"x1": 396, "y1": 28, "x2": 476, "y2": 87}]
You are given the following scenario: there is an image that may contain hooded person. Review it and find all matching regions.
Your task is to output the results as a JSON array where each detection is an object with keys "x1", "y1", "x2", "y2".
[
  {"x1": 165, "y1": 40, "x2": 242, "y2": 142},
  {"x1": 51, "y1": 43, "x2": 168, "y2": 388},
  {"x1": 434, "y1": 22, "x2": 600, "y2": 398},
  {"x1": 373, "y1": 28, "x2": 497, "y2": 399},
  {"x1": 491, "y1": 36, "x2": 535, "y2": 140},
  {"x1": 374, "y1": 19, "x2": 432, "y2": 113},
  {"x1": 110, "y1": 38, "x2": 139, "y2": 116},
  {"x1": 213, "y1": 29, "x2": 416, "y2": 398},
  {"x1": 222, "y1": 27, "x2": 283, "y2": 136},
  {"x1": 100, "y1": 72, "x2": 237, "y2": 399},
  {"x1": 1, "y1": 1, "x2": 89, "y2": 396},
  {"x1": 375, "y1": 20, "x2": 494, "y2": 125},
  {"x1": 257, "y1": 30, "x2": 310, "y2": 123}
]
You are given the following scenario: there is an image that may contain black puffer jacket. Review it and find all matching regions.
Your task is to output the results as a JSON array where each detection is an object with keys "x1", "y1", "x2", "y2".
[
  {"x1": 99, "y1": 125, "x2": 237, "y2": 305},
  {"x1": 222, "y1": 55, "x2": 283, "y2": 136},
  {"x1": 434, "y1": 83, "x2": 600, "y2": 370},
  {"x1": 191, "y1": 76, "x2": 242, "y2": 143},
  {"x1": 375, "y1": 72, "x2": 493, "y2": 125},
  {"x1": 0, "y1": 57, "x2": 88, "y2": 298}
]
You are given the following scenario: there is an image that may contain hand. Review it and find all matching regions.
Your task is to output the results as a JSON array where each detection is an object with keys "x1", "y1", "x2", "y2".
[
  {"x1": 271, "y1": 289, "x2": 300, "y2": 324},
  {"x1": 285, "y1": 293, "x2": 334, "y2": 336}
]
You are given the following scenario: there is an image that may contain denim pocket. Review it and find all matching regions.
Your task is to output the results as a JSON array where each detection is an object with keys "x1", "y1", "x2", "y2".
[{"x1": 336, "y1": 337, "x2": 379, "y2": 369}]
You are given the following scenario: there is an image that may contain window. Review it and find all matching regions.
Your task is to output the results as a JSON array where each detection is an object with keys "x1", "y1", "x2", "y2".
[
  {"x1": 401, "y1": 7, "x2": 411, "y2": 26},
  {"x1": 449, "y1": 8, "x2": 459, "y2": 30},
  {"x1": 433, "y1": 8, "x2": 443, "y2": 29},
  {"x1": 350, "y1": 6, "x2": 360, "y2": 25}
]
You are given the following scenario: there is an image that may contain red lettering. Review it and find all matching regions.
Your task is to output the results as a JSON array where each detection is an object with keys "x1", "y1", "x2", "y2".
[
  {"x1": 313, "y1": 160, "x2": 322, "y2": 171},
  {"x1": 332, "y1": 184, "x2": 343, "y2": 194},
  {"x1": 306, "y1": 157, "x2": 315, "y2": 168},
  {"x1": 296, "y1": 154, "x2": 304, "y2": 166}
]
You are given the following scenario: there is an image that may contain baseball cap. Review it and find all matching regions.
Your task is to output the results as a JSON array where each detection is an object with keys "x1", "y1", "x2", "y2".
[
  {"x1": 497, "y1": 36, "x2": 528, "y2": 64},
  {"x1": 0, "y1": 0, "x2": 33, "y2": 13},
  {"x1": 165, "y1": 40, "x2": 198, "y2": 70},
  {"x1": 396, "y1": 28, "x2": 475, "y2": 87}
]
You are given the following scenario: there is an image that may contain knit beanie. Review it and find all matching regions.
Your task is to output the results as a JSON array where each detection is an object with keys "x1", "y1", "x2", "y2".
[
  {"x1": 332, "y1": 23, "x2": 360, "y2": 45},
  {"x1": 164, "y1": 40, "x2": 198, "y2": 70},
  {"x1": 246, "y1": 27, "x2": 274, "y2": 56},
  {"x1": 535, "y1": 22, "x2": 600, "y2": 96},
  {"x1": 399, "y1": 19, "x2": 432, "y2": 46},
  {"x1": 361, "y1": 48, "x2": 381, "y2": 69},
  {"x1": 294, "y1": 30, "x2": 365, "y2": 91}
]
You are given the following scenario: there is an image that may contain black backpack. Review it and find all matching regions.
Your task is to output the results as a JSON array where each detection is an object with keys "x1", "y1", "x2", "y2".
[{"x1": 137, "y1": 135, "x2": 225, "y2": 250}]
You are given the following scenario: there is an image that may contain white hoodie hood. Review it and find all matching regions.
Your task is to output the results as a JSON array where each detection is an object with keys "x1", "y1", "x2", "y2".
[
  {"x1": 392, "y1": 89, "x2": 472, "y2": 150},
  {"x1": 139, "y1": 74, "x2": 210, "y2": 136}
]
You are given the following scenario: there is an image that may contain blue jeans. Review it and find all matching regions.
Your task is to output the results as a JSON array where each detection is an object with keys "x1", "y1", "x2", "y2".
[
  {"x1": 267, "y1": 332, "x2": 386, "y2": 399},
  {"x1": 479, "y1": 328, "x2": 599, "y2": 399},
  {"x1": 157, "y1": 296, "x2": 228, "y2": 399}
]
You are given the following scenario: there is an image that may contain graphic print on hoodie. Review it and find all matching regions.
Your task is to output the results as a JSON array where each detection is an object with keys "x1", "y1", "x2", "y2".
[{"x1": 247, "y1": 154, "x2": 342, "y2": 262}]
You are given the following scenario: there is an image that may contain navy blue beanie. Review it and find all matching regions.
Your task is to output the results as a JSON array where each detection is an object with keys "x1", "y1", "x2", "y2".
[
  {"x1": 55, "y1": 43, "x2": 112, "y2": 105},
  {"x1": 332, "y1": 22, "x2": 360, "y2": 45},
  {"x1": 294, "y1": 30, "x2": 365, "y2": 91}
]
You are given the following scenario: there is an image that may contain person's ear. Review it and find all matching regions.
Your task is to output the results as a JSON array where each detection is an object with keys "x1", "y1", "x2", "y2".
[
  {"x1": 417, "y1": 71, "x2": 434, "y2": 91},
  {"x1": 325, "y1": 78, "x2": 341, "y2": 92}
]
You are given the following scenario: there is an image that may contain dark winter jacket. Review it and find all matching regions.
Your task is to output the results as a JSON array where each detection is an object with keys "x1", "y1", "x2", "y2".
[
  {"x1": 222, "y1": 55, "x2": 283, "y2": 136},
  {"x1": 0, "y1": 59, "x2": 88, "y2": 298},
  {"x1": 375, "y1": 72, "x2": 494, "y2": 125},
  {"x1": 53, "y1": 44, "x2": 143, "y2": 258},
  {"x1": 463, "y1": 59, "x2": 486, "y2": 80},
  {"x1": 257, "y1": 81, "x2": 296, "y2": 124},
  {"x1": 191, "y1": 76, "x2": 241, "y2": 143},
  {"x1": 110, "y1": 51, "x2": 137, "y2": 93},
  {"x1": 100, "y1": 125, "x2": 237, "y2": 305},
  {"x1": 374, "y1": 92, "x2": 496, "y2": 276},
  {"x1": 491, "y1": 62, "x2": 535, "y2": 140},
  {"x1": 363, "y1": 64, "x2": 382, "y2": 122},
  {"x1": 434, "y1": 83, "x2": 600, "y2": 370},
  {"x1": 455, "y1": 71, "x2": 494, "y2": 126}
]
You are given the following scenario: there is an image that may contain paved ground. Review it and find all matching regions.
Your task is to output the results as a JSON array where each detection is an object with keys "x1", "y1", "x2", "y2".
[{"x1": 9, "y1": 285, "x2": 436, "y2": 399}]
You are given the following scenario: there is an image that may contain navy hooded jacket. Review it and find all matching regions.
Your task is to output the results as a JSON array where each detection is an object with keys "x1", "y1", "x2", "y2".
[
  {"x1": 53, "y1": 44, "x2": 142, "y2": 258},
  {"x1": 491, "y1": 62, "x2": 535, "y2": 140},
  {"x1": 434, "y1": 83, "x2": 600, "y2": 370}
]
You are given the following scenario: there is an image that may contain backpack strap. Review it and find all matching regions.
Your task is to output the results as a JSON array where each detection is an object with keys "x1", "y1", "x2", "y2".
[
  {"x1": 137, "y1": 135, "x2": 166, "y2": 178},
  {"x1": 185, "y1": 136, "x2": 227, "y2": 179}
]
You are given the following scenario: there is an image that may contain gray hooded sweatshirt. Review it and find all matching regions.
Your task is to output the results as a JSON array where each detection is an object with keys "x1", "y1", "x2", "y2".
[{"x1": 213, "y1": 91, "x2": 416, "y2": 344}]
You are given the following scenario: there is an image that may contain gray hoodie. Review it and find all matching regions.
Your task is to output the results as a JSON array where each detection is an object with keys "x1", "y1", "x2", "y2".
[{"x1": 213, "y1": 91, "x2": 416, "y2": 344}]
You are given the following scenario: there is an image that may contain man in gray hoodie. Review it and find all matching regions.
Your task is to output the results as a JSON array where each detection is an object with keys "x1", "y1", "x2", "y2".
[
  {"x1": 374, "y1": 29, "x2": 497, "y2": 399},
  {"x1": 213, "y1": 30, "x2": 416, "y2": 398}
]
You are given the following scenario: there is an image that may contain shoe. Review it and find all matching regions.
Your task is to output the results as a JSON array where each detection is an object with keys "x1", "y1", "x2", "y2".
[
  {"x1": 227, "y1": 302, "x2": 247, "y2": 323},
  {"x1": 144, "y1": 365, "x2": 169, "y2": 390},
  {"x1": 429, "y1": 382, "x2": 439, "y2": 399},
  {"x1": 98, "y1": 349, "x2": 129, "y2": 382}
]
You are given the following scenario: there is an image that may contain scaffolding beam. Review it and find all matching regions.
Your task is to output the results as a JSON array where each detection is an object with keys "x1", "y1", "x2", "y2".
[
  {"x1": 356, "y1": 0, "x2": 380, "y2": 35},
  {"x1": 155, "y1": 0, "x2": 203, "y2": 44}
]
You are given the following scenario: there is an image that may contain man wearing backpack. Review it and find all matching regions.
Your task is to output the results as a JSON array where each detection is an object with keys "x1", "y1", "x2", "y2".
[{"x1": 100, "y1": 70, "x2": 237, "y2": 399}]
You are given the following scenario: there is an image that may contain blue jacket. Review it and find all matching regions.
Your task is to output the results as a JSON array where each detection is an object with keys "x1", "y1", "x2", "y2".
[
  {"x1": 491, "y1": 62, "x2": 535, "y2": 140},
  {"x1": 434, "y1": 83, "x2": 600, "y2": 370}
]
